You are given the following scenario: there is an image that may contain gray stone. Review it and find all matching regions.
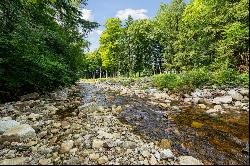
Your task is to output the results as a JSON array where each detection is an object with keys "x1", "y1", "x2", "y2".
[
  {"x1": 178, "y1": 156, "x2": 203, "y2": 165},
  {"x1": 0, "y1": 124, "x2": 36, "y2": 142},
  {"x1": 0, "y1": 120, "x2": 20, "y2": 134},
  {"x1": 228, "y1": 90, "x2": 243, "y2": 101},
  {"x1": 160, "y1": 149, "x2": 174, "y2": 159},
  {"x1": 213, "y1": 96, "x2": 232, "y2": 104},
  {"x1": 38, "y1": 158, "x2": 52, "y2": 165},
  {"x1": 239, "y1": 88, "x2": 249, "y2": 96},
  {"x1": 0, "y1": 157, "x2": 28, "y2": 165}
]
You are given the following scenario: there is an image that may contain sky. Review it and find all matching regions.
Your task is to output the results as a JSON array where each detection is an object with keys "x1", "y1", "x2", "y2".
[{"x1": 81, "y1": 0, "x2": 189, "y2": 52}]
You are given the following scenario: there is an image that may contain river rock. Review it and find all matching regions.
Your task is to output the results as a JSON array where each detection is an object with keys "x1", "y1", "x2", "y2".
[
  {"x1": 149, "y1": 155, "x2": 158, "y2": 165},
  {"x1": 228, "y1": 90, "x2": 243, "y2": 101},
  {"x1": 178, "y1": 156, "x2": 203, "y2": 165},
  {"x1": 160, "y1": 149, "x2": 174, "y2": 159},
  {"x1": 38, "y1": 158, "x2": 52, "y2": 165},
  {"x1": 92, "y1": 139, "x2": 104, "y2": 149},
  {"x1": 97, "y1": 156, "x2": 108, "y2": 164},
  {"x1": 239, "y1": 89, "x2": 249, "y2": 96},
  {"x1": 0, "y1": 124, "x2": 36, "y2": 142},
  {"x1": 20, "y1": 92, "x2": 39, "y2": 101},
  {"x1": 213, "y1": 96, "x2": 232, "y2": 104},
  {"x1": 0, "y1": 120, "x2": 20, "y2": 134},
  {"x1": 60, "y1": 140, "x2": 74, "y2": 153},
  {"x1": 0, "y1": 157, "x2": 28, "y2": 165}
]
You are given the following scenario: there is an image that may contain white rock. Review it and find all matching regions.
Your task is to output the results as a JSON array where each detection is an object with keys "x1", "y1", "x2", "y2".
[
  {"x1": 191, "y1": 89, "x2": 202, "y2": 98},
  {"x1": 141, "y1": 150, "x2": 151, "y2": 158},
  {"x1": 206, "y1": 109, "x2": 220, "y2": 114},
  {"x1": 239, "y1": 88, "x2": 249, "y2": 96},
  {"x1": 178, "y1": 156, "x2": 203, "y2": 165},
  {"x1": 235, "y1": 101, "x2": 242, "y2": 107},
  {"x1": 0, "y1": 157, "x2": 28, "y2": 165},
  {"x1": 1, "y1": 124, "x2": 36, "y2": 142},
  {"x1": 0, "y1": 120, "x2": 20, "y2": 134},
  {"x1": 213, "y1": 96, "x2": 232, "y2": 104},
  {"x1": 214, "y1": 105, "x2": 222, "y2": 110},
  {"x1": 228, "y1": 90, "x2": 243, "y2": 101},
  {"x1": 0, "y1": 117, "x2": 12, "y2": 121},
  {"x1": 160, "y1": 149, "x2": 174, "y2": 159},
  {"x1": 198, "y1": 104, "x2": 206, "y2": 109}
]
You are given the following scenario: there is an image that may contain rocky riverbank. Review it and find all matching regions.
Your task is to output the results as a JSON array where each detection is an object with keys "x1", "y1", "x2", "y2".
[{"x1": 0, "y1": 78, "x2": 249, "y2": 165}]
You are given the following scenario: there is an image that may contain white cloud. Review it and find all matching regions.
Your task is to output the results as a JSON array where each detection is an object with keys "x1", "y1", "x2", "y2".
[
  {"x1": 116, "y1": 8, "x2": 148, "y2": 20},
  {"x1": 80, "y1": 9, "x2": 93, "y2": 21}
]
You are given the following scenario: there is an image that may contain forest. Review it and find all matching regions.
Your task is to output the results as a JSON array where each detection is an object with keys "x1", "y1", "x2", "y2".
[
  {"x1": 84, "y1": 0, "x2": 249, "y2": 79},
  {"x1": 0, "y1": 0, "x2": 249, "y2": 102}
]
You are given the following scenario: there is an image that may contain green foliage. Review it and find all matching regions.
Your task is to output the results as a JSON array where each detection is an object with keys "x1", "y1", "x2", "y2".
[
  {"x1": 152, "y1": 68, "x2": 248, "y2": 92},
  {"x1": 0, "y1": 0, "x2": 98, "y2": 102}
]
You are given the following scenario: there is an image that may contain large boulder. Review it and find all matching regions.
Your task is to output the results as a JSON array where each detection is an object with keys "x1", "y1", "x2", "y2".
[
  {"x1": 0, "y1": 120, "x2": 20, "y2": 134},
  {"x1": 178, "y1": 156, "x2": 203, "y2": 165},
  {"x1": 0, "y1": 124, "x2": 36, "y2": 142}
]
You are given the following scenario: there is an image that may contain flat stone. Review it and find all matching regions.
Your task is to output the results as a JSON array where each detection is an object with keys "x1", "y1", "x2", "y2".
[
  {"x1": 0, "y1": 124, "x2": 36, "y2": 142},
  {"x1": 89, "y1": 153, "x2": 100, "y2": 160},
  {"x1": 0, "y1": 157, "x2": 28, "y2": 165},
  {"x1": 0, "y1": 120, "x2": 20, "y2": 134},
  {"x1": 92, "y1": 139, "x2": 104, "y2": 149},
  {"x1": 198, "y1": 104, "x2": 206, "y2": 109},
  {"x1": 213, "y1": 96, "x2": 232, "y2": 104},
  {"x1": 206, "y1": 109, "x2": 220, "y2": 114},
  {"x1": 0, "y1": 117, "x2": 12, "y2": 121},
  {"x1": 178, "y1": 156, "x2": 203, "y2": 165},
  {"x1": 228, "y1": 90, "x2": 243, "y2": 101},
  {"x1": 214, "y1": 105, "x2": 222, "y2": 110},
  {"x1": 38, "y1": 158, "x2": 52, "y2": 165}
]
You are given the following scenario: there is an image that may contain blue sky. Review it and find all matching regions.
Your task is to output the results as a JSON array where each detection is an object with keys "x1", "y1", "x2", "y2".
[{"x1": 82, "y1": 0, "x2": 189, "y2": 51}]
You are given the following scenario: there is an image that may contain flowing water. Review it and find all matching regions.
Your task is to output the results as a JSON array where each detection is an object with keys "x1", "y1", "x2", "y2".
[{"x1": 64, "y1": 82, "x2": 249, "y2": 165}]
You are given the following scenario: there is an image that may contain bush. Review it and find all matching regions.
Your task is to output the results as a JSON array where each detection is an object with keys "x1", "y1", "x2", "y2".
[{"x1": 152, "y1": 67, "x2": 248, "y2": 92}]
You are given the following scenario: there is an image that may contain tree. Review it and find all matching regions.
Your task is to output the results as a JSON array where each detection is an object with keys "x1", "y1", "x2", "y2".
[
  {"x1": 99, "y1": 18, "x2": 123, "y2": 77},
  {"x1": 154, "y1": 0, "x2": 186, "y2": 71},
  {"x1": 0, "y1": 0, "x2": 98, "y2": 102}
]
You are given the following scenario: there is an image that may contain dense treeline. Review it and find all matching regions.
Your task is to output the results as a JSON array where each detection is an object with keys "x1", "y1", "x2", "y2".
[
  {"x1": 0, "y1": 0, "x2": 98, "y2": 102},
  {"x1": 84, "y1": 0, "x2": 249, "y2": 78}
]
